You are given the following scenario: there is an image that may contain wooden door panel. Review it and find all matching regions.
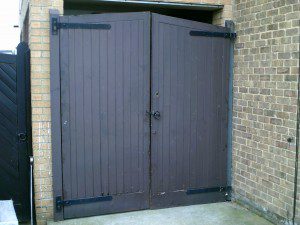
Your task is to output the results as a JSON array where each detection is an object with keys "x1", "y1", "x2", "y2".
[
  {"x1": 59, "y1": 12, "x2": 151, "y2": 219},
  {"x1": 151, "y1": 13, "x2": 230, "y2": 208}
]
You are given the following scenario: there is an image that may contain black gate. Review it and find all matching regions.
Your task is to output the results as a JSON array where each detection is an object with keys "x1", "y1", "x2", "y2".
[{"x1": 0, "y1": 42, "x2": 32, "y2": 221}]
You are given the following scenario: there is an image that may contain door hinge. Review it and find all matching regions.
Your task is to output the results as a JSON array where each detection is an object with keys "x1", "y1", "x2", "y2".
[
  {"x1": 186, "y1": 186, "x2": 231, "y2": 195},
  {"x1": 56, "y1": 195, "x2": 113, "y2": 211},
  {"x1": 190, "y1": 30, "x2": 237, "y2": 40},
  {"x1": 51, "y1": 18, "x2": 111, "y2": 35}
]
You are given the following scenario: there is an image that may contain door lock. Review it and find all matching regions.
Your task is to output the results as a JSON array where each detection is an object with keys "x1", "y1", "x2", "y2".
[{"x1": 146, "y1": 111, "x2": 161, "y2": 120}]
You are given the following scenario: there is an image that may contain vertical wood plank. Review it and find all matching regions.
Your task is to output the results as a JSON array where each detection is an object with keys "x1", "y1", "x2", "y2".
[
  {"x1": 176, "y1": 25, "x2": 185, "y2": 190},
  {"x1": 99, "y1": 29, "x2": 109, "y2": 195},
  {"x1": 183, "y1": 26, "x2": 191, "y2": 189},
  {"x1": 130, "y1": 20, "x2": 140, "y2": 193},
  {"x1": 60, "y1": 16, "x2": 71, "y2": 200},
  {"x1": 189, "y1": 32, "x2": 198, "y2": 189},
  {"x1": 138, "y1": 20, "x2": 144, "y2": 192},
  {"x1": 68, "y1": 28, "x2": 78, "y2": 199},
  {"x1": 75, "y1": 28, "x2": 86, "y2": 198},
  {"x1": 169, "y1": 25, "x2": 178, "y2": 191},
  {"x1": 162, "y1": 24, "x2": 171, "y2": 192},
  {"x1": 83, "y1": 28, "x2": 94, "y2": 197},
  {"x1": 123, "y1": 20, "x2": 131, "y2": 193},
  {"x1": 115, "y1": 22, "x2": 124, "y2": 194},
  {"x1": 156, "y1": 22, "x2": 164, "y2": 193},
  {"x1": 142, "y1": 15, "x2": 150, "y2": 193},
  {"x1": 107, "y1": 22, "x2": 117, "y2": 195},
  {"x1": 91, "y1": 29, "x2": 101, "y2": 196}
]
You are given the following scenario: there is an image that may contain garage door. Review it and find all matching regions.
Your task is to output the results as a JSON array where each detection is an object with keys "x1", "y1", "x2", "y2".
[{"x1": 50, "y1": 11, "x2": 232, "y2": 219}]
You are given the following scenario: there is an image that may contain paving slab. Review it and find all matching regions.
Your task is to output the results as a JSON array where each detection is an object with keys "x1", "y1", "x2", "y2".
[
  {"x1": 0, "y1": 200, "x2": 18, "y2": 225},
  {"x1": 48, "y1": 202, "x2": 273, "y2": 225}
]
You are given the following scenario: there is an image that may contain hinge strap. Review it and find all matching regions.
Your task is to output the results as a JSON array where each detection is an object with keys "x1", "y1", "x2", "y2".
[
  {"x1": 56, "y1": 195, "x2": 113, "y2": 211},
  {"x1": 190, "y1": 30, "x2": 237, "y2": 40},
  {"x1": 186, "y1": 186, "x2": 231, "y2": 195},
  {"x1": 52, "y1": 18, "x2": 111, "y2": 35}
]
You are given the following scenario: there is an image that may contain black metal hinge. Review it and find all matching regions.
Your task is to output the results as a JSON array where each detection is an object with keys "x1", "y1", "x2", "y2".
[
  {"x1": 186, "y1": 186, "x2": 231, "y2": 195},
  {"x1": 190, "y1": 30, "x2": 237, "y2": 40},
  {"x1": 51, "y1": 18, "x2": 111, "y2": 35},
  {"x1": 56, "y1": 195, "x2": 113, "y2": 211}
]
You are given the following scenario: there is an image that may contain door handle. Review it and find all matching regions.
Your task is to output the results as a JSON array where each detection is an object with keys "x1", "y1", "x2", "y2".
[
  {"x1": 18, "y1": 132, "x2": 27, "y2": 142},
  {"x1": 146, "y1": 111, "x2": 161, "y2": 120},
  {"x1": 153, "y1": 111, "x2": 160, "y2": 120}
]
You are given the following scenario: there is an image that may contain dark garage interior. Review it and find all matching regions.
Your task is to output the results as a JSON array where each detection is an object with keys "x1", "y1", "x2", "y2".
[{"x1": 63, "y1": 0, "x2": 221, "y2": 23}]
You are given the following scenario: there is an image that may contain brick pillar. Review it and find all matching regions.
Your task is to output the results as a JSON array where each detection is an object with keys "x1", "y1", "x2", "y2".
[
  {"x1": 212, "y1": 0, "x2": 233, "y2": 26},
  {"x1": 28, "y1": 1, "x2": 63, "y2": 224}
]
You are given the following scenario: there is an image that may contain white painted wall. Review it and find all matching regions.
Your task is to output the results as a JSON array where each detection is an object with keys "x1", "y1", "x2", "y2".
[{"x1": 0, "y1": 0, "x2": 20, "y2": 51}]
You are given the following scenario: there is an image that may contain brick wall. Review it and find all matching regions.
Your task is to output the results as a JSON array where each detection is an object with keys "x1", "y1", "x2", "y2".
[
  {"x1": 27, "y1": 1, "x2": 63, "y2": 224},
  {"x1": 232, "y1": 0, "x2": 299, "y2": 224},
  {"x1": 296, "y1": 119, "x2": 300, "y2": 224},
  {"x1": 212, "y1": 0, "x2": 233, "y2": 25},
  {"x1": 21, "y1": 0, "x2": 300, "y2": 223},
  {"x1": 22, "y1": 0, "x2": 232, "y2": 224},
  {"x1": 297, "y1": 157, "x2": 300, "y2": 224}
]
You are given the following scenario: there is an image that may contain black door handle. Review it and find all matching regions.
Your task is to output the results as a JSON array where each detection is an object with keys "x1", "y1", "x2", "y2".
[
  {"x1": 146, "y1": 111, "x2": 161, "y2": 120},
  {"x1": 18, "y1": 132, "x2": 27, "y2": 142},
  {"x1": 153, "y1": 111, "x2": 160, "y2": 120}
]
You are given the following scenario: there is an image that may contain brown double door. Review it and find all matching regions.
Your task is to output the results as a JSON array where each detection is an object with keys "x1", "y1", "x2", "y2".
[{"x1": 58, "y1": 12, "x2": 230, "y2": 219}]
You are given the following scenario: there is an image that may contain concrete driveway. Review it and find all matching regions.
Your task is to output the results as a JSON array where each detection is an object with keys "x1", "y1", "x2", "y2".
[{"x1": 48, "y1": 202, "x2": 273, "y2": 225}]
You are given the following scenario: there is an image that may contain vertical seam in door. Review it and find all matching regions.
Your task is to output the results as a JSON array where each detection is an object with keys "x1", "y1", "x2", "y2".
[
  {"x1": 168, "y1": 24, "x2": 171, "y2": 192},
  {"x1": 163, "y1": 22, "x2": 166, "y2": 193},
  {"x1": 67, "y1": 28, "x2": 71, "y2": 198},
  {"x1": 161, "y1": 22, "x2": 164, "y2": 193},
  {"x1": 188, "y1": 33, "x2": 192, "y2": 188},
  {"x1": 195, "y1": 35, "x2": 199, "y2": 189},
  {"x1": 59, "y1": 20, "x2": 64, "y2": 202},
  {"x1": 73, "y1": 28, "x2": 78, "y2": 198},
  {"x1": 106, "y1": 29, "x2": 110, "y2": 195},
  {"x1": 82, "y1": 29, "x2": 87, "y2": 197},
  {"x1": 149, "y1": 13, "x2": 153, "y2": 206},
  {"x1": 137, "y1": 20, "x2": 140, "y2": 192},
  {"x1": 175, "y1": 26, "x2": 179, "y2": 190},
  {"x1": 129, "y1": 22, "x2": 132, "y2": 193},
  {"x1": 186, "y1": 27, "x2": 192, "y2": 188},
  {"x1": 99, "y1": 29, "x2": 102, "y2": 195},
  {"x1": 90, "y1": 29, "x2": 95, "y2": 196},
  {"x1": 122, "y1": 22, "x2": 125, "y2": 194},
  {"x1": 220, "y1": 38, "x2": 225, "y2": 185},
  {"x1": 114, "y1": 22, "x2": 117, "y2": 195}
]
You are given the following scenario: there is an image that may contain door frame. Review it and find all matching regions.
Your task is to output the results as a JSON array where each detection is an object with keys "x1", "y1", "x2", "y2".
[
  {"x1": 16, "y1": 42, "x2": 33, "y2": 222},
  {"x1": 50, "y1": 9, "x2": 64, "y2": 221}
]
